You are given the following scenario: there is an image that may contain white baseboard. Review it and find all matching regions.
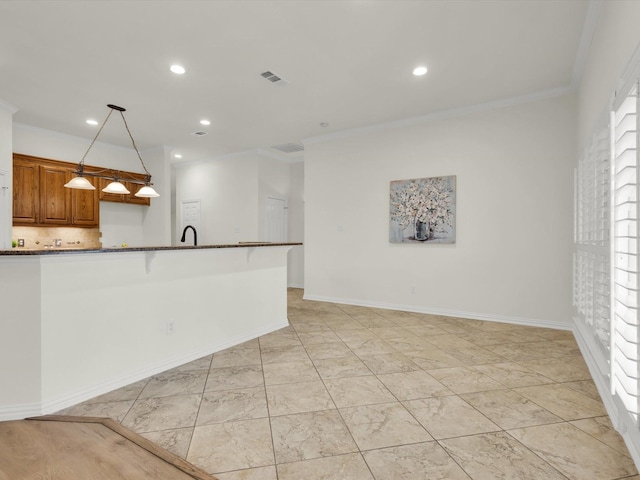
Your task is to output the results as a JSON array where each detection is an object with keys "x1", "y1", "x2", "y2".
[
  {"x1": 1, "y1": 318, "x2": 288, "y2": 421},
  {"x1": 303, "y1": 293, "x2": 571, "y2": 331},
  {"x1": 0, "y1": 402, "x2": 41, "y2": 422}
]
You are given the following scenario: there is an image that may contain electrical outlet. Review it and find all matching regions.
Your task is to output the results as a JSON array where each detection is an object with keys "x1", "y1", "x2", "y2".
[
  {"x1": 167, "y1": 320, "x2": 175, "y2": 335},
  {"x1": 410, "y1": 286, "x2": 417, "y2": 294}
]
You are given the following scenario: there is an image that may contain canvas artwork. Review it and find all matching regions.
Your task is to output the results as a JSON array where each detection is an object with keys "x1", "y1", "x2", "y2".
[{"x1": 389, "y1": 175, "x2": 456, "y2": 244}]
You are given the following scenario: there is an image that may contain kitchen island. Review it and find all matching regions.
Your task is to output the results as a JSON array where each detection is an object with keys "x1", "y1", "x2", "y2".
[{"x1": 0, "y1": 242, "x2": 300, "y2": 420}]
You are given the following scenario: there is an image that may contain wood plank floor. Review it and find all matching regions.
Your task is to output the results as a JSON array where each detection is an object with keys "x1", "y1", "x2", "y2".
[{"x1": 0, "y1": 416, "x2": 218, "y2": 480}]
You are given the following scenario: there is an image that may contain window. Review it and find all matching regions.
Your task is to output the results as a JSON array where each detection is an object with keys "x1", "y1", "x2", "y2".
[
  {"x1": 611, "y1": 82, "x2": 639, "y2": 422},
  {"x1": 574, "y1": 49, "x2": 640, "y2": 431}
]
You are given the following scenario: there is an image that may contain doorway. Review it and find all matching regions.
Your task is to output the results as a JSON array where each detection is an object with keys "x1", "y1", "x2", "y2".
[
  {"x1": 180, "y1": 199, "x2": 200, "y2": 245},
  {"x1": 265, "y1": 196, "x2": 287, "y2": 242}
]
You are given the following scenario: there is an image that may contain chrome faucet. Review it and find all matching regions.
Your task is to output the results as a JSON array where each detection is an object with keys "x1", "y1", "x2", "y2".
[{"x1": 180, "y1": 225, "x2": 197, "y2": 246}]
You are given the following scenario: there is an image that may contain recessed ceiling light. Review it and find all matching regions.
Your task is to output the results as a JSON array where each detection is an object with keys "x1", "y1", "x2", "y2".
[
  {"x1": 200, "y1": 119, "x2": 210, "y2": 126},
  {"x1": 320, "y1": 122, "x2": 329, "y2": 128},
  {"x1": 86, "y1": 119, "x2": 98, "y2": 125},
  {"x1": 412, "y1": 66, "x2": 428, "y2": 76},
  {"x1": 170, "y1": 64, "x2": 186, "y2": 75},
  {"x1": 174, "y1": 154, "x2": 182, "y2": 159}
]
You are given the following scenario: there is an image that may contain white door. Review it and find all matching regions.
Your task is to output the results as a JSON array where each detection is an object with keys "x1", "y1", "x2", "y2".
[
  {"x1": 265, "y1": 197, "x2": 287, "y2": 242},
  {"x1": 180, "y1": 199, "x2": 201, "y2": 245}
]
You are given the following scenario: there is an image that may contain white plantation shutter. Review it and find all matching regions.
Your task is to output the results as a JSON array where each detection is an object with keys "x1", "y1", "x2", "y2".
[
  {"x1": 611, "y1": 81, "x2": 640, "y2": 422},
  {"x1": 574, "y1": 112, "x2": 611, "y2": 364}
]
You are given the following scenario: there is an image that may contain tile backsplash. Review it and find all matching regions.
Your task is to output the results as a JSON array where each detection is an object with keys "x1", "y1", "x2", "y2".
[{"x1": 12, "y1": 226, "x2": 102, "y2": 250}]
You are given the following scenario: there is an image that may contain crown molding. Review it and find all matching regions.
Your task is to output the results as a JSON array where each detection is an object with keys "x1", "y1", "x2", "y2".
[
  {"x1": 0, "y1": 98, "x2": 18, "y2": 115},
  {"x1": 13, "y1": 122, "x2": 144, "y2": 155},
  {"x1": 256, "y1": 148, "x2": 303, "y2": 163},
  {"x1": 174, "y1": 147, "x2": 302, "y2": 168},
  {"x1": 303, "y1": 85, "x2": 573, "y2": 146},
  {"x1": 571, "y1": 0, "x2": 603, "y2": 88}
]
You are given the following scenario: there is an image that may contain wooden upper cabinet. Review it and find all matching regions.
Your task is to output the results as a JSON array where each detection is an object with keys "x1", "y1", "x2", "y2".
[
  {"x1": 98, "y1": 176, "x2": 151, "y2": 206},
  {"x1": 13, "y1": 153, "x2": 150, "y2": 228},
  {"x1": 12, "y1": 157, "x2": 39, "y2": 224},
  {"x1": 71, "y1": 175, "x2": 100, "y2": 226},
  {"x1": 124, "y1": 180, "x2": 151, "y2": 206},
  {"x1": 12, "y1": 153, "x2": 100, "y2": 228},
  {"x1": 98, "y1": 177, "x2": 127, "y2": 203},
  {"x1": 39, "y1": 164, "x2": 71, "y2": 225}
]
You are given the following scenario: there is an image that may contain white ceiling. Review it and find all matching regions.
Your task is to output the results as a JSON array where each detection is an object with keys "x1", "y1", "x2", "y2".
[{"x1": 0, "y1": 0, "x2": 591, "y2": 163}]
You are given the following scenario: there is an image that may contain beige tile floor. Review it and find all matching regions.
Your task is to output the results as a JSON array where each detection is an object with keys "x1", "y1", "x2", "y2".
[{"x1": 59, "y1": 288, "x2": 640, "y2": 480}]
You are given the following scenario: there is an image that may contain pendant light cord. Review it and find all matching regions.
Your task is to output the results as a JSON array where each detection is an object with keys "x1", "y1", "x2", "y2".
[
  {"x1": 77, "y1": 105, "x2": 151, "y2": 180},
  {"x1": 119, "y1": 111, "x2": 152, "y2": 178},
  {"x1": 78, "y1": 108, "x2": 115, "y2": 169}
]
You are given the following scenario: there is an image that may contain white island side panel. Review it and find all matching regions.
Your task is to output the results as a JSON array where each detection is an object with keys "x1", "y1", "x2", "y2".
[{"x1": 34, "y1": 246, "x2": 290, "y2": 413}]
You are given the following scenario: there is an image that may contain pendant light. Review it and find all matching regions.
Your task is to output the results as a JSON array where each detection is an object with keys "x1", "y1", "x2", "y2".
[
  {"x1": 64, "y1": 176, "x2": 96, "y2": 190},
  {"x1": 102, "y1": 178, "x2": 130, "y2": 195},
  {"x1": 65, "y1": 104, "x2": 160, "y2": 198}
]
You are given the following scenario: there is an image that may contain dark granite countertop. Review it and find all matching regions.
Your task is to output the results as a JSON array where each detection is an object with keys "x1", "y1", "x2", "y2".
[{"x1": 0, "y1": 242, "x2": 303, "y2": 256}]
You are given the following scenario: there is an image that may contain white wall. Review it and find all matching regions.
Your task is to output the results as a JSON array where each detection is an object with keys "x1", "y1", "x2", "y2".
[
  {"x1": 141, "y1": 145, "x2": 172, "y2": 246},
  {"x1": 12, "y1": 124, "x2": 171, "y2": 247},
  {"x1": 175, "y1": 151, "x2": 305, "y2": 286},
  {"x1": 304, "y1": 94, "x2": 576, "y2": 327},
  {"x1": 258, "y1": 154, "x2": 291, "y2": 240},
  {"x1": 174, "y1": 152, "x2": 259, "y2": 245},
  {"x1": 288, "y1": 161, "x2": 304, "y2": 288},
  {"x1": 0, "y1": 258, "x2": 41, "y2": 416},
  {"x1": 0, "y1": 246, "x2": 291, "y2": 419},
  {"x1": 577, "y1": 1, "x2": 640, "y2": 148},
  {"x1": 0, "y1": 100, "x2": 17, "y2": 250}
]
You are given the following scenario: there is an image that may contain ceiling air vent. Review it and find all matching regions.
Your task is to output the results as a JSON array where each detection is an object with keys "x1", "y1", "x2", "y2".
[
  {"x1": 272, "y1": 142, "x2": 304, "y2": 154},
  {"x1": 260, "y1": 70, "x2": 289, "y2": 86},
  {"x1": 191, "y1": 130, "x2": 208, "y2": 136}
]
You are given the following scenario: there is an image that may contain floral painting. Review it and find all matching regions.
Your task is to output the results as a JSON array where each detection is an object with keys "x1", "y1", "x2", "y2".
[{"x1": 389, "y1": 175, "x2": 456, "y2": 243}]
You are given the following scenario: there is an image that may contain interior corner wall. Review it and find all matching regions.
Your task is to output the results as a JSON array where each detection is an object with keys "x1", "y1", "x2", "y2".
[
  {"x1": 304, "y1": 94, "x2": 576, "y2": 327},
  {"x1": 258, "y1": 155, "x2": 292, "y2": 241},
  {"x1": 288, "y1": 161, "x2": 304, "y2": 288},
  {"x1": 0, "y1": 103, "x2": 14, "y2": 250},
  {"x1": 174, "y1": 154, "x2": 260, "y2": 245},
  {"x1": 141, "y1": 145, "x2": 172, "y2": 246},
  {"x1": 577, "y1": 0, "x2": 640, "y2": 148}
]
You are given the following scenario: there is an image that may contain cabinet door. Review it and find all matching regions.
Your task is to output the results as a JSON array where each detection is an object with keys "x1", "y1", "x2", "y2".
[
  {"x1": 71, "y1": 176, "x2": 100, "y2": 226},
  {"x1": 125, "y1": 181, "x2": 151, "y2": 206},
  {"x1": 98, "y1": 177, "x2": 127, "y2": 203},
  {"x1": 13, "y1": 159, "x2": 39, "y2": 224},
  {"x1": 39, "y1": 165, "x2": 71, "y2": 224}
]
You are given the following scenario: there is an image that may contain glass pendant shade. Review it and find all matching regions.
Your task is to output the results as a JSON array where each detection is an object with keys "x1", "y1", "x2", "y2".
[
  {"x1": 135, "y1": 185, "x2": 160, "y2": 198},
  {"x1": 102, "y1": 180, "x2": 130, "y2": 194},
  {"x1": 64, "y1": 176, "x2": 96, "y2": 190}
]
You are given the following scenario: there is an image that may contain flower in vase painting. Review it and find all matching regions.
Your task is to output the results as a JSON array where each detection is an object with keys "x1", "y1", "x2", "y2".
[{"x1": 389, "y1": 175, "x2": 456, "y2": 243}]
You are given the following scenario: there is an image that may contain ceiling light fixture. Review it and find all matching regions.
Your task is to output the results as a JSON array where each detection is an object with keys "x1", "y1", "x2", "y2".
[
  {"x1": 86, "y1": 119, "x2": 98, "y2": 126},
  {"x1": 170, "y1": 64, "x2": 186, "y2": 74},
  {"x1": 199, "y1": 119, "x2": 210, "y2": 126},
  {"x1": 174, "y1": 153, "x2": 183, "y2": 159},
  {"x1": 413, "y1": 66, "x2": 428, "y2": 76},
  {"x1": 64, "y1": 104, "x2": 160, "y2": 198}
]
